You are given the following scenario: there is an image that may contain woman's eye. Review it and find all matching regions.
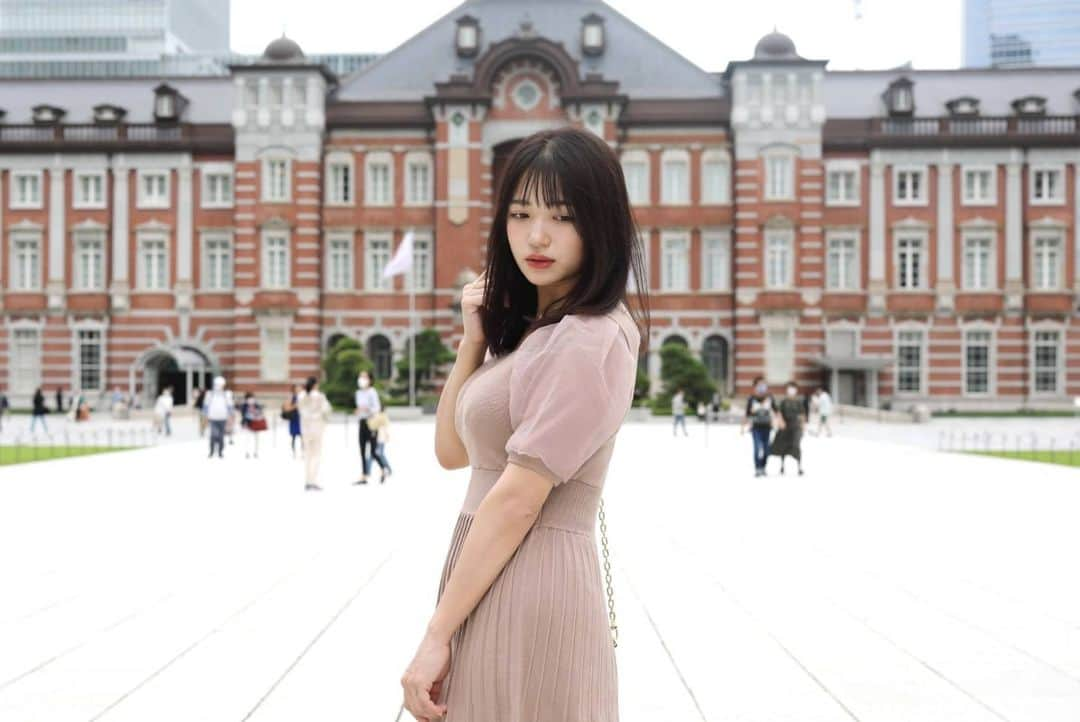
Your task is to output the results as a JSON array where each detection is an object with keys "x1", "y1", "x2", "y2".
[
  {"x1": 555, "y1": 215, "x2": 575, "y2": 222},
  {"x1": 509, "y1": 211, "x2": 528, "y2": 219}
]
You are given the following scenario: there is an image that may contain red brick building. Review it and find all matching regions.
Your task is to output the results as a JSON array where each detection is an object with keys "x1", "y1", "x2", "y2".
[{"x1": 1, "y1": 0, "x2": 1078, "y2": 411}]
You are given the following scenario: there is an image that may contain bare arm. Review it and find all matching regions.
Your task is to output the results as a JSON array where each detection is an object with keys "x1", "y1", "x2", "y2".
[{"x1": 434, "y1": 339, "x2": 486, "y2": 470}]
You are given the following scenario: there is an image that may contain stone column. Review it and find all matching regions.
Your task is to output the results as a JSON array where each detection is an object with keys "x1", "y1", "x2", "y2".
[
  {"x1": 1004, "y1": 155, "x2": 1023, "y2": 311},
  {"x1": 47, "y1": 158, "x2": 66, "y2": 311},
  {"x1": 868, "y1": 153, "x2": 887, "y2": 312},
  {"x1": 935, "y1": 161, "x2": 955, "y2": 311},
  {"x1": 175, "y1": 157, "x2": 194, "y2": 310},
  {"x1": 110, "y1": 156, "x2": 130, "y2": 310}
]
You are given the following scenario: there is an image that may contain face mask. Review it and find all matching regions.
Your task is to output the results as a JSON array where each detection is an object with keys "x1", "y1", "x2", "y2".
[
  {"x1": 755, "y1": 384, "x2": 767, "y2": 395},
  {"x1": 358, "y1": 376, "x2": 370, "y2": 389},
  {"x1": 786, "y1": 388, "x2": 797, "y2": 397}
]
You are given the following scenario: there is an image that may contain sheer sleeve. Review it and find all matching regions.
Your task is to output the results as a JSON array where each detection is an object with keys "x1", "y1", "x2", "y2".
[{"x1": 504, "y1": 314, "x2": 637, "y2": 487}]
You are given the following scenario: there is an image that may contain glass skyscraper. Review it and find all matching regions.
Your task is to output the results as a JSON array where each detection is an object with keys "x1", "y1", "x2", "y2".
[{"x1": 964, "y1": 0, "x2": 1080, "y2": 67}]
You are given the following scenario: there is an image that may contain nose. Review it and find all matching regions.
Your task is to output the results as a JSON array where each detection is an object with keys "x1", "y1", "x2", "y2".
[{"x1": 526, "y1": 215, "x2": 550, "y2": 247}]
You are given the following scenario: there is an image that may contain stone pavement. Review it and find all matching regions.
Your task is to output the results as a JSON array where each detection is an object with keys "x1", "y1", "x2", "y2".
[{"x1": 1, "y1": 419, "x2": 1078, "y2": 721}]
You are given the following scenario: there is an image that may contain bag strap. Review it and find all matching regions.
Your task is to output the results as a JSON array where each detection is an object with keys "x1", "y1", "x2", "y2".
[{"x1": 598, "y1": 497, "x2": 618, "y2": 649}]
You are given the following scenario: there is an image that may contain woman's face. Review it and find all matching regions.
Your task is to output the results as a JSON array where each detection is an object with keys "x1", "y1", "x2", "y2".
[{"x1": 506, "y1": 183, "x2": 584, "y2": 295}]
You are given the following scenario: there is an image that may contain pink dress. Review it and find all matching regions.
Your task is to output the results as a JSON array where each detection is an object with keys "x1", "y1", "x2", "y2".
[{"x1": 435, "y1": 301, "x2": 641, "y2": 722}]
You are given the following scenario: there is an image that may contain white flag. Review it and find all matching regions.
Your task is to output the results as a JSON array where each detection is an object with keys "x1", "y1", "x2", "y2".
[{"x1": 382, "y1": 230, "x2": 414, "y2": 278}]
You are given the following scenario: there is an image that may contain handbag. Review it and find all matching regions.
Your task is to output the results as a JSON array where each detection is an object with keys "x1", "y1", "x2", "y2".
[
  {"x1": 249, "y1": 417, "x2": 268, "y2": 432},
  {"x1": 598, "y1": 498, "x2": 619, "y2": 649}
]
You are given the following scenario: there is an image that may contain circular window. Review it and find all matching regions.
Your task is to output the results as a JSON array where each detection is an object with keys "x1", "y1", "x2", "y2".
[
  {"x1": 451, "y1": 111, "x2": 466, "y2": 127},
  {"x1": 512, "y1": 79, "x2": 541, "y2": 111}
]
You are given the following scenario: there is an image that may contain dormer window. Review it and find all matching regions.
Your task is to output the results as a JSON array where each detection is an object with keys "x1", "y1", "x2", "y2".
[
  {"x1": 945, "y1": 96, "x2": 980, "y2": 117},
  {"x1": 581, "y1": 13, "x2": 605, "y2": 56},
  {"x1": 93, "y1": 104, "x2": 127, "y2": 124},
  {"x1": 1011, "y1": 95, "x2": 1046, "y2": 116},
  {"x1": 152, "y1": 83, "x2": 188, "y2": 122},
  {"x1": 882, "y1": 77, "x2": 914, "y2": 116},
  {"x1": 32, "y1": 104, "x2": 65, "y2": 125},
  {"x1": 456, "y1": 15, "x2": 479, "y2": 58}
]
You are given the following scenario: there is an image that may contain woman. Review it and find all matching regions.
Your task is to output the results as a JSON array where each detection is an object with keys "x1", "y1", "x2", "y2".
[
  {"x1": 297, "y1": 376, "x2": 332, "y2": 491},
  {"x1": 741, "y1": 376, "x2": 777, "y2": 477},
  {"x1": 365, "y1": 410, "x2": 393, "y2": 483},
  {"x1": 239, "y1": 392, "x2": 266, "y2": 459},
  {"x1": 770, "y1": 380, "x2": 808, "y2": 475},
  {"x1": 283, "y1": 384, "x2": 303, "y2": 457},
  {"x1": 30, "y1": 387, "x2": 48, "y2": 434},
  {"x1": 353, "y1": 370, "x2": 382, "y2": 484},
  {"x1": 400, "y1": 127, "x2": 649, "y2": 722}
]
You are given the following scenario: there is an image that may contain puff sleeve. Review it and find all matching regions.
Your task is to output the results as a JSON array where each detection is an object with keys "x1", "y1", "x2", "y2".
[{"x1": 504, "y1": 315, "x2": 637, "y2": 487}]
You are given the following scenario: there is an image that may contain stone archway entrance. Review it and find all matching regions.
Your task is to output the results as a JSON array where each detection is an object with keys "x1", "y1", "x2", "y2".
[{"x1": 130, "y1": 344, "x2": 215, "y2": 408}]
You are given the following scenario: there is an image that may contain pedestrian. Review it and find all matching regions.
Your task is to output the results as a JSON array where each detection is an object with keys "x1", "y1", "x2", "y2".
[
  {"x1": 192, "y1": 386, "x2": 208, "y2": 437},
  {"x1": 225, "y1": 388, "x2": 237, "y2": 445},
  {"x1": 741, "y1": 376, "x2": 777, "y2": 477},
  {"x1": 203, "y1": 376, "x2": 232, "y2": 458},
  {"x1": 55, "y1": 386, "x2": 65, "y2": 414},
  {"x1": 770, "y1": 380, "x2": 807, "y2": 475},
  {"x1": 30, "y1": 387, "x2": 48, "y2": 434},
  {"x1": 671, "y1": 387, "x2": 689, "y2": 436},
  {"x1": 153, "y1": 387, "x2": 174, "y2": 436},
  {"x1": 400, "y1": 126, "x2": 643, "y2": 722},
  {"x1": 353, "y1": 369, "x2": 382, "y2": 484},
  {"x1": 297, "y1": 376, "x2": 332, "y2": 491},
  {"x1": 815, "y1": 386, "x2": 834, "y2": 437},
  {"x1": 240, "y1": 392, "x2": 267, "y2": 458},
  {"x1": 282, "y1": 384, "x2": 303, "y2": 458},
  {"x1": 366, "y1": 410, "x2": 393, "y2": 483},
  {"x1": 0, "y1": 389, "x2": 9, "y2": 432}
]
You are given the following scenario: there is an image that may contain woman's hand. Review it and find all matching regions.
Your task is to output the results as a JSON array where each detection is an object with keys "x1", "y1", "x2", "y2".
[
  {"x1": 459, "y1": 270, "x2": 488, "y2": 349},
  {"x1": 401, "y1": 632, "x2": 450, "y2": 721}
]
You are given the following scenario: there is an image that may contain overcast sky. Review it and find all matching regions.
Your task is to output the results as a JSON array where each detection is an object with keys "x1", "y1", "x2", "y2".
[{"x1": 230, "y1": 0, "x2": 964, "y2": 72}]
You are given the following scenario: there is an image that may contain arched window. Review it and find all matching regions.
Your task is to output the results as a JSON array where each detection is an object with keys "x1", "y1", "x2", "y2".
[
  {"x1": 367, "y1": 334, "x2": 394, "y2": 380},
  {"x1": 702, "y1": 335, "x2": 730, "y2": 395}
]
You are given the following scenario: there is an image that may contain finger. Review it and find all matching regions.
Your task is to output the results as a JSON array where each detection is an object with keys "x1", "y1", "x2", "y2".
[{"x1": 416, "y1": 683, "x2": 444, "y2": 719}]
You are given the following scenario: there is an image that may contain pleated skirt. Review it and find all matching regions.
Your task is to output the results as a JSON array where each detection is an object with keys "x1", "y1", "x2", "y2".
[{"x1": 434, "y1": 512, "x2": 619, "y2": 722}]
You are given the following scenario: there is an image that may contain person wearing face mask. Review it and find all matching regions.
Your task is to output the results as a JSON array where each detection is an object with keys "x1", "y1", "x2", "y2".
[
  {"x1": 741, "y1": 376, "x2": 777, "y2": 477},
  {"x1": 353, "y1": 369, "x2": 383, "y2": 484},
  {"x1": 770, "y1": 380, "x2": 808, "y2": 476}
]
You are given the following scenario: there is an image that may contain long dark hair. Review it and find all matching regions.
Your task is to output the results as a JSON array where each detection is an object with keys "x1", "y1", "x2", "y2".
[{"x1": 479, "y1": 126, "x2": 650, "y2": 357}]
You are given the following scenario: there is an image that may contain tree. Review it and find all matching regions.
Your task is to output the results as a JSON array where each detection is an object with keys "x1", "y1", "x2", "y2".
[
  {"x1": 320, "y1": 337, "x2": 375, "y2": 409},
  {"x1": 650, "y1": 342, "x2": 717, "y2": 415},
  {"x1": 390, "y1": 328, "x2": 456, "y2": 405}
]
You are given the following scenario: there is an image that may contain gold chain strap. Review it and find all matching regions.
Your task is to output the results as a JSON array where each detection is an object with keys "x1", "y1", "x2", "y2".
[{"x1": 598, "y1": 497, "x2": 618, "y2": 648}]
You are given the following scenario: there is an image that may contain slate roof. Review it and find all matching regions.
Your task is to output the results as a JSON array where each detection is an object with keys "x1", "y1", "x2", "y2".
[{"x1": 335, "y1": 0, "x2": 723, "y2": 102}]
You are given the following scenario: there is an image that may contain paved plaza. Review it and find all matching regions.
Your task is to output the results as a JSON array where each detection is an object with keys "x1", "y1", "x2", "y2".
[{"x1": 1, "y1": 415, "x2": 1079, "y2": 721}]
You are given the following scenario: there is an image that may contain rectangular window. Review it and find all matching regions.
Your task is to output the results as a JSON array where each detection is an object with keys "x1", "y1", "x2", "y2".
[
  {"x1": 365, "y1": 233, "x2": 392, "y2": 291},
  {"x1": 411, "y1": 233, "x2": 433, "y2": 291},
  {"x1": 366, "y1": 159, "x2": 392, "y2": 206},
  {"x1": 701, "y1": 159, "x2": 729, "y2": 204},
  {"x1": 139, "y1": 232, "x2": 168, "y2": 290},
  {"x1": 1032, "y1": 233, "x2": 1062, "y2": 290},
  {"x1": 700, "y1": 231, "x2": 730, "y2": 291},
  {"x1": 962, "y1": 167, "x2": 995, "y2": 205},
  {"x1": 1033, "y1": 330, "x2": 1061, "y2": 394},
  {"x1": 74, "y1": 172, "x2": 106, "y2": 209},
  {"x1": 11, "y1": 328, "x2": 41, "y2": 395},
  {"x1": 202, "y1": 171, "x2": 233, "y2": 208},
  {"x1": 826, "y1": 168, "x2": 859, "y2": 205},
  {"x1": 660, "y1": 231, "x2": 689, "y2": 291},
  {"x1": 1031, "y1": 167, "x2": 1064, "y2": 204},
  {"x1": 893, "y1": 167, "x2": 926, "y2": 205},
  {"x1": 263, "y1": 159, "x2": 290, "y2": 202},
  {"x1": 765, "y1": 230, "x2": 793, "y2": 288},
  {"x1": 11, "y1": 230, "x2": 42, "y2": 291},
  {"x1": 261, "y1": 327, "x2": 289, "y2": 381},
  {"x1": 203, "y1": 233, "x2": 233, "y2": 290},
  {"x1": 11, "y1": 171, "x2": 43, "y2": 209},
  {"x1": 405, "y1": 158, "x2": 432, "y2": 205},
  {"x1": 623, "y1": 159, "x2": 649, "y2": 205},
  {"x1": 326, "y1": 233, "x2": 353, "y2": 291},
  {"x1": 964, "y1": 329, "x2": 992, "y2": 395},
  {"x1": 661, "y1": 157, "x2": 689, "y2": 205},
  {"x1": 962, "y1": 233, "x2": 994, "y2": 291},
  {"x1": 263, "y1": 232, "x2": 289, "y2": 289},
  {"x1": 826, "y1": 233, "x2": 858, "y2": 290},
  {"x1": 896, "y1": 329, "x2": 924, "y2": 394},
  {"x1": 327, "y1": 161, "x2": 353, "y2": 205},
  {"x1": 896, "y1": 234, "x2": 924, "y2": 289},
  {"x1": 74, "y1": 230, "x2": 106, "y2": 291},
  {"x1": 826, "y1": 328, "x2": 858, "y2": 357},
  {"x1": 77, "y1": 329, "x2": 103, "y2": 392},
  {"x1": 137, "y1": 170, "x2": 170, "y2": 208},
  {"x1": 764, "y1": 156, "x2": 794, "y2": 200},
  {"x1": 765, "y1": 328, "x2": 794, "y2": 383}
]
